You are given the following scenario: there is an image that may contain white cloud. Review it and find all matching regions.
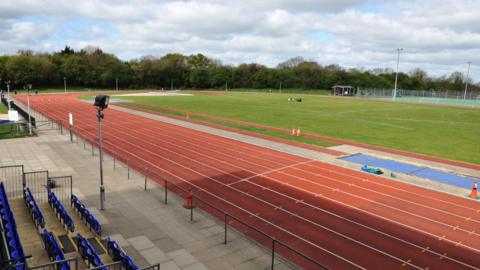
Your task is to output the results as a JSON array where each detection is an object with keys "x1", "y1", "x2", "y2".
[{"x1": 0, "y1": 0, "x2": 479, "y2": 82}]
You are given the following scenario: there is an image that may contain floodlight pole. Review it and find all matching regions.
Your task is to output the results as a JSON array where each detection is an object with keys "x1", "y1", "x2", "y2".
[
  {"x1": 463, "y1": 62, "x2": 471, "y2": 100},
  {"x1": 64, "y1": 77, "x2": 67, "y2": 93},
  {"x1": 393, "y1": 48, "x2": 403, "y2": 101},
  {"x1": 6, "y1": 81, "x2": 11, "y2": 110},
  {"x1": 27, "y1": 89, "x2": 32, "y2": 135},
  {"x1": 97, "y1": 109, "x2": 105, "y2": 210}
]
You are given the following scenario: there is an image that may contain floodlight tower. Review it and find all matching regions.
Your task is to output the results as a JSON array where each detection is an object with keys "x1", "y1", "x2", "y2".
[
  {"x1": 26, "y1": 84, "x2": 33, "y2": 135},
  {"x1": 94, "y1": 95, "x2": 110, "y2": 210},
  {"x1": 393, "y1": 48, "x2": 403, "y2": 101},
  {"x1": 463, "y1": 61, "x2": 472, "y2": 100}
]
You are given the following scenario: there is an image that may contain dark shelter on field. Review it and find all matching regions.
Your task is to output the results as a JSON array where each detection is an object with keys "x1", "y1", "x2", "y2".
[{"x1": 332, "y1": 85, "x2": 355, "y2": 96}]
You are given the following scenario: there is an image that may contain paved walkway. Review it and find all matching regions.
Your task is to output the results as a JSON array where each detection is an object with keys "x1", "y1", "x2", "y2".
[{"x1": 0, "y1": 129, "x2": 295, "y2": 270}]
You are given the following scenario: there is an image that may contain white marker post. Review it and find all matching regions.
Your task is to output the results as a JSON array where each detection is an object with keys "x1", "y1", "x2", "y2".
[{"x1": 69, "y1": 112, "x2": 73, "y2": 142}]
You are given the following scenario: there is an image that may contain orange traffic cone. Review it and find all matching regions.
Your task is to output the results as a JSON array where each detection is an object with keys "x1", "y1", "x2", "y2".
[
  {"x1": 296, "y1": 128, "x2": 301, "y2": 136},
  {"x1": 469, "y1": 182, "x2": 478, "y2": 199}
]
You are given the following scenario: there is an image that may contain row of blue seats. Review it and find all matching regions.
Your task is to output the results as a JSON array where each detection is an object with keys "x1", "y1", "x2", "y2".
[
  {"x1": 0, "y1": 182, "x2": 27, "y2": 268},
  {"x1": 23, "y1": 187, "x2": 45, "y2": 228},
  {"x1": 47, "y1": 189, "x2": 74, "y2": 232},
  {"x1": 71, "y1": 195, "x2": 101, "y2": 236},
  {"x1": 106, "y1": 238, "x2": 140, "y2": 270},
  {"x1": 40, "y1": 229, "x2": 70, "y2": 270},
  {"x1": 75, "y1": 233, "x2": 105, "y2": 269}
]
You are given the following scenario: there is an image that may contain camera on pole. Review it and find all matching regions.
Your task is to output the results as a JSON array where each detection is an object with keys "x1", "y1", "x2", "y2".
[{"x1": 94, "y1": 95, "x2": 109, "y2": 111}]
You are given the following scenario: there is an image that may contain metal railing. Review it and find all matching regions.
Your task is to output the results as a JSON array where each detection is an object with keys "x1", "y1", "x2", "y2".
[
  {"x1": 69, "y1": 127, "x2": 329, "y2": 270},
  {"x1": 10, "y1": 100, "x2": 329, "y2": 270},
  {"x1": 0, "y1": 166, "x2": 73, "y2": 205},
  {"x1": 10, "y1": 257, "x2": 78, "y2": 270}
]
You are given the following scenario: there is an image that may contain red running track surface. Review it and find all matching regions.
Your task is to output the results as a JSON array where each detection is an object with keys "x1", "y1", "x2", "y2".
[{"x1": 16, "y1": 93, "x2": 480, "y2": 270}]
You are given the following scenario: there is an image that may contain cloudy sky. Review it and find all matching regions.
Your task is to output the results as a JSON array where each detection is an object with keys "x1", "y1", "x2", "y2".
[{"x1": 1, "y1": 0, "x2": 479, "y2": 81}]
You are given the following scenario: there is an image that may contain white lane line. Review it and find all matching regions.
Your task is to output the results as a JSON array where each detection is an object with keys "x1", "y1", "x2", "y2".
[
  {"x1": 226, "y1": 160, "x2": 317, "y2": 186},
  {"x1": 64, "y1": 115, "x2": 440, "y2": 269},
  {"x1": 94, "y1": 115, "x2": 480, "y2": 231},
  {"x1": 105, "y1": 105, "x2": 480, "y2": 216},
  {"x1": 29, "y1": 98, "x2": 478, "y2": 269},
  {"x1": 62, "y1": 122, "x2": 368, "y2": 269}
]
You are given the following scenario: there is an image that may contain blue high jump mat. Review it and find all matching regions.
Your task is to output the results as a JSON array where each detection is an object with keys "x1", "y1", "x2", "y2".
[{"x1": 341, "y1": 153, "x2": 476, "y2": 189}]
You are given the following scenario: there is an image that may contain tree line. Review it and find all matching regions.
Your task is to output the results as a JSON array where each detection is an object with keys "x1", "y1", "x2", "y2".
[{"x1": 0, "y1": 46, "x2": 477, "y2": 93}]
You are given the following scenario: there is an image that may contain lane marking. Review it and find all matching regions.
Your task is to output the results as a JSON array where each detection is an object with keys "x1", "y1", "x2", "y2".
[
  {"x1": 28, "y1": 96, "x2": 480, "y2": 270},
  {"x1": 226, "y1": 160, "x2": 316, "y2": 186}
]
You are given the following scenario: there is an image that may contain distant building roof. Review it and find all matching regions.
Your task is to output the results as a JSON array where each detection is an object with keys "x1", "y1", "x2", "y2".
[{"x1": 332, "y1": 85, "x2": 354, "y2": 88}]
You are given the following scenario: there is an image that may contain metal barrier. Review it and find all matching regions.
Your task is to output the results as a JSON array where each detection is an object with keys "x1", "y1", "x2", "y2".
[
  {"x1": 0, "y1": 166, "x2": 72, "y2": 205},
  {"x1": 0, "y1": 165, "x2": 25, "y2": 198},
  {"x1": 141, "y1": 264, "x2": 160, "y2": 270},
  {"x1": 88, "y1": 261, "x2": 122, "y2": 270},
  {"x1": 10, "y1": 257, "x2": 78, "y2": 270},
  {"x1": 20, "y1": 103, "x2": 329, "y2": 270},
  {"x1": 102, "y1": 145, "x2": 328, "y2": 270},
  {"x1": 24, "y1": 171, "x2": 49, "y2": 203}
]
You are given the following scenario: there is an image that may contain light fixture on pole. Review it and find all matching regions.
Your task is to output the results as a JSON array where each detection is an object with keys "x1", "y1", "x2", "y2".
[
  {"x1": 463, "y1": 61, "x2": 472, "y2": 100},
  {"x1": 94, "y1": 94, "x2": 110, "y2": 210},
  {"x1": 25, "y1": 84, "x2": 33, "y2": 135},
  {"x1": 393, "y1": 48, "x2": 403, "y2": 101}
]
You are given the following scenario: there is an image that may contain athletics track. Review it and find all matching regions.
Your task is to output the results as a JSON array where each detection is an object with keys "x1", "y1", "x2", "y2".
[{"x1": 15, "y1": 93, "x2": 480, "y2": 270}]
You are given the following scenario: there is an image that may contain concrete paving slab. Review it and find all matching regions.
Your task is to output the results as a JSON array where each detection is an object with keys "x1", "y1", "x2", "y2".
[
  {"x1": 127, "y1": 235, "x2": 156, "y2": 251},
  {"x1": 108, "y1": 233, "x2": 130, "y2": 247},
  {"x1": 182, "y1": 262, "x2": 210, "y2": 270},
  {"x1": 167, "y1": 249, "x2": 199, "y2": 267},
  {"x1": 140, "y1": 246, "x2": 169, "y2": 264}
]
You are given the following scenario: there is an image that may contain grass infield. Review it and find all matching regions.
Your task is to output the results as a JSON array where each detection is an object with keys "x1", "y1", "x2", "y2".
[{"x1": 80, "y1": 91, "x2": 480, "y2": 165}]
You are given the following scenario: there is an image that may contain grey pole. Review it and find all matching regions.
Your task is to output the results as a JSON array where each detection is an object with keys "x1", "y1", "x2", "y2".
[
  {"x1": 97, "y1": 110, "x2": 105, "y2": 210},
  {"x1": 115, "y1": 76, "x2": 119, "y2": 91},
  {"x1": 463, "y1": 62, "x2": 472, "y2": 100},
  {"x1": 171, "y1": 79, "x2": 173, "y2": 90},
  {"x1": 64, "y1": 77, "x2": 67, "y2": 93},
  {"x1": 279, "y1": 82, "x2": 282, "y2": 93},
  {"x1": 393, "y1": 48, "x2": 403, "y2": 101},
  {"x1": 27, "y1": 89, "x2": 32, "y2": 135},
  {"x1": 6, "y1": 81, "x2": 11, "y2": 110}
]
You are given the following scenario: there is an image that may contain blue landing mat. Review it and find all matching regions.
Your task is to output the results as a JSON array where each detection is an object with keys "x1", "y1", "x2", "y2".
[{"x1": 340, "y1": 153, "x2": 476, "y2": 189}]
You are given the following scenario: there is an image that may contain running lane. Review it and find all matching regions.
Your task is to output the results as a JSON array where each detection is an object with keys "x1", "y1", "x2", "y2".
[{"x1": 15, "y1": 93, "x2": 480, "y2": 270}]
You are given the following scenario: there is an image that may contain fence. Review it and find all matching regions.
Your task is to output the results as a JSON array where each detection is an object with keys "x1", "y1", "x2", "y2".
[
  {"x1": 0, "y1": 165, "x2": 25, "y2": 197},
  {"x1": 69, "y1": 127, "x2": 328, "y2": 270},
  {"x1": 357, "y1": 88, "x2": 480, "y2": 107},
  {"x1": 0, "y1": 165, "x2": 72, "y2": 205},
  {"x1": 9, "y1": 99, "x2": 329, "y2": 270}
]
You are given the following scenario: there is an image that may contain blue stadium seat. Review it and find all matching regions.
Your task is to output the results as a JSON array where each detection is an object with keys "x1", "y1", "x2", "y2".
[{"x1": 70, "y1": 194, "x2": 101, "y2": 236}]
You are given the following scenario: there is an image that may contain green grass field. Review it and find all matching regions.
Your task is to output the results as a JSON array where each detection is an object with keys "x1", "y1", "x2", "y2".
[
  {"x1": 0, "y1": 102, "x2": 7, "y2": 114},
  {"x1": 104, "y1": 91, "x2": 480, "y2": 164}
]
